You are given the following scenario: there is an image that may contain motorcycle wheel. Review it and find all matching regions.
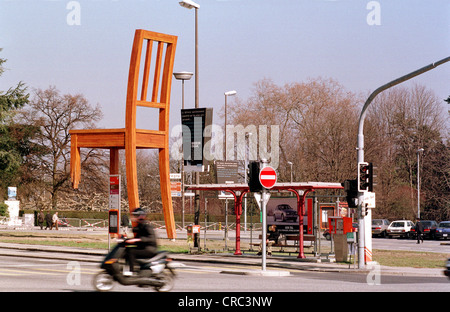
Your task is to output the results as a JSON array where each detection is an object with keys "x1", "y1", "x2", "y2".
[
  {"x1": 93, "y1": 271, "x2": 115, "y2": 292},
  {"x1": 153, "y1": 270, "x2": 175, "y2": 292}
]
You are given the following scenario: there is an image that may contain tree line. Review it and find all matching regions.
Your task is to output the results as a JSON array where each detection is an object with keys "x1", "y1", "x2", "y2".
[{"x1": 226, "y1": 77, "x2": 449, "y2": 221}]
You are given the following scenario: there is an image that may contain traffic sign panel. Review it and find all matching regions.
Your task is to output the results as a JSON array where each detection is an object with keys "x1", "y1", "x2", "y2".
[{"x1": 259, "y1": 166, "x2": 277, "y2": 189}]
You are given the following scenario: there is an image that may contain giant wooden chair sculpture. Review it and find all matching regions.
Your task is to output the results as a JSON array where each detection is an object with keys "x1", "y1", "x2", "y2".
[{"x1": 69, "y1": 30, "x2": 177, "y2": 239}]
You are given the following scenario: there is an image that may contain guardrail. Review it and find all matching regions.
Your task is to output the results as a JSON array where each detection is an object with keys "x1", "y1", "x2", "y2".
[{"x1": 0, "y1": 216, "x2": 263, "y2": 232}]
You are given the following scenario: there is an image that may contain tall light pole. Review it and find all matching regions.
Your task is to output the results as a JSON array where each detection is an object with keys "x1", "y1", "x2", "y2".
[
  {"x1": 287, "y1": 161, "x2": 293, "y2": 183},
  {"x1": 173, "y1": 71, "x2": 193, "y2": 230},
  {"x1": 417, "y1": 148, "x2": 424, "y2": 219},
  {"x1": 179, "y1": 0, "x2": 200, "y2": 110},
  {"x1": 179, "y1": 0, "x2": 201, "y2": 247},
  {"x1": 224, "y1": 90, "x2": 237, "y2": 160},
  {"x1": 356, "y1": 56, "x2": 450, "y2": 269}
]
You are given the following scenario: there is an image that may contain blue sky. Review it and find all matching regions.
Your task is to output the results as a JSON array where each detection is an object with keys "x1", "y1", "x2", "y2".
[{"x1": 1, "y1": 0, "x2": 449, "y2": 131}]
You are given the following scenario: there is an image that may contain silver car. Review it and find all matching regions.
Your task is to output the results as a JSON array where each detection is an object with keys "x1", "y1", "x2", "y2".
[{"x1": 372, "y1": 219, "x2": 390, "y2": 238}]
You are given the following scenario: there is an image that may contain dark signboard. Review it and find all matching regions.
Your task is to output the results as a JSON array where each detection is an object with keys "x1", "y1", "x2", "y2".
[
  {"x1": 215, "y1": 160, "x2": 239, "y2": 184},
  {"x1": 181, "y1": 108, "x2": 213, "y2": 171}
]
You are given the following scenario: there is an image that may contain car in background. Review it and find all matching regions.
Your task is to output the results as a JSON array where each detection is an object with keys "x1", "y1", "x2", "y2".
[
  {"x1": 273, "y1": 204, "x2": 298, "y2": 222},
  {"x1": 387, "y1": 220, "x2": 415, "y2": 238},
  {"x1": 410, "y1": 220, "x2": 438, "y2": 239},
  {"x1": 372, "y1": 219, "x2": 390, "y2": 238},
  {"x1": 435, "y1": 221, "x2": 450, "y2": 240}
]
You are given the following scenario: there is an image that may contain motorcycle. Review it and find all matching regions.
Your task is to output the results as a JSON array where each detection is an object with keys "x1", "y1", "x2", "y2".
[{"x1": 93, "y1": 238, "x2": 176, "y2": 292}]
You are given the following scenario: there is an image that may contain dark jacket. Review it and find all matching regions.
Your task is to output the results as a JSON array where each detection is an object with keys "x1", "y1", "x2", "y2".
[
  {"x1": 415, "y1": 222, "x2": 424, "y2": 233},
  {"x1": 132, "y1": 222, "x2": 157, "y2": 250}
]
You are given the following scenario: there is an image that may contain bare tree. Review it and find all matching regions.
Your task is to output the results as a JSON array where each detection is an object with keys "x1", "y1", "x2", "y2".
[
  {"x1": 19, "y1": 86, "x2": 104, "y2": 210},
  {"x1": 227, "y1": 77, "x2": 360, "y2": 183},
  {"x1": 366, "y1": 84, "x2": 449, "y2": 220}
]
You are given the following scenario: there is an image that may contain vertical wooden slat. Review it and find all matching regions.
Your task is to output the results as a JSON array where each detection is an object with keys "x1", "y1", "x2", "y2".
[
  {"x1": 151, "y1": 41, "x2": 164, "y2": 103},
  {"x1": 140, "y1": 40, "x2": 153, "y2": 101}
]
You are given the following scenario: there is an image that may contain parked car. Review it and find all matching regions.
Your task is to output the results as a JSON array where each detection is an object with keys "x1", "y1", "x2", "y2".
[
  {"x1": 410, "y1": 220, "x2": 438, "y2": 239},
  {"x1": 387, "y1": 220, "x2": 415, "y2": 238},
  {"x1": 273, "y1": 204, "x2": 298, "y2": 222},
  {"x1": 372, "y1": 219, "x2": 390, "y2": 238},
  {"x1": 435, "y1": 221, "x2": 450, "y2": 240}
]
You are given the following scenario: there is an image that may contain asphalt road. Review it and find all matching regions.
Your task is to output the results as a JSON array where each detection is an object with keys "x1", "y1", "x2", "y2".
[{"x1": 0, "y1": 254, "x2": 448, "y2": 293}]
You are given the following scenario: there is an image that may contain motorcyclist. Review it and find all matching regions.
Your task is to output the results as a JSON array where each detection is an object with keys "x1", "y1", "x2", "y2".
[{"x1": 125, "y1": 208, "x2": 158, "y2": 273}]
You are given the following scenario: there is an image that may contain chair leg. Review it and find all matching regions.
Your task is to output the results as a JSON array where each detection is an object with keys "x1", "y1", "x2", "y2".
[
  {"x1": 159, "y1": 147, "x2": 176, "y2": 239},
  {"x1": 110, "y1": 148, "x2": 120, "y2": 175},
  {"x1": 125, "y1": 140, "x2": 139, "y2": 214},
  {"x1": 70, "y1": 135, "x2": 81, "y2": 189}
]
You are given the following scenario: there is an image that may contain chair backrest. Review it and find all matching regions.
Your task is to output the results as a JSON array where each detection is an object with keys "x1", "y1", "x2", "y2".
[{"x1": 125, "y1": 29, "x2": 178, "y2": 134}]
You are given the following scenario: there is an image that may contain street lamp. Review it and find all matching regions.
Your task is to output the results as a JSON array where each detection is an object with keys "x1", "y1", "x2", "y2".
[
  {"x1": 417, "y1": 148, "x2": 424, "y2": 219},
  {"x1": 173, "y1": 71, "x2": 193, "y2": 110},
  {"x1": 173, "y1": 71, "x2": 193, "y2": 229},
  {"x1": 224, "y1": 90, "x2": 237, "y2": 160},
  {"x1": 179, "y1": 0, "x2": 201, "y2": 247},
  {"x1": 179, "y1": 0, "x2": 200, "y2": 110},
  {"x1": 179, "y1": 0, "x2": 200, "y2": 9},
  {"x1": 287, "y1": 161, "x2": 293, "y2": 183}
]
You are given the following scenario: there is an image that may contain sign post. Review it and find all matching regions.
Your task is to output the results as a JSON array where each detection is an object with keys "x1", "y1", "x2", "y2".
[{"x1": 258, "y1": 162, "x2": 277, "y2": 271}]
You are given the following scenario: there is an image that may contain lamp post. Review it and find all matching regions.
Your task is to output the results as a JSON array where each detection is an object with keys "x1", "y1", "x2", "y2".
[
  {"x1": 173, "y1": 71, "x2": 193, "y2": 229},
  {"x1": 179, "y1": 0, "x2": 200, "y2": 110},
  {"x1": 224, "y1": 90, "x2": 237, "y2": 160},
  {"x1": 287, "y1": 161, "x2": 293, "y2": 183},
  {"x1": 417, "y1": 148, "x2": 424, "y2": 219},
  {"x1": 356, "y1": 56, "x2": 450, "y2": 269},
  {"x1": 179, "y1": 0, "x2": 201, "y2": 248},
  {"x1": 173, "y1": 71, "x2": 193, "y2": 109}
]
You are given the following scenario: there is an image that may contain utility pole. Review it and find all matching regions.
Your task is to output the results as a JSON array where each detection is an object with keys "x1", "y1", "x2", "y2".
[{"x1": 356, "y1": 56, "x2": 450, "y2": 269}]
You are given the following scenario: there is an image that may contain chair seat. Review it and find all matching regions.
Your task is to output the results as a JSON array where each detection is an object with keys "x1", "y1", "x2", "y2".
[{"x1": 69, "y1": 128, "x2": 166, "y2": 149}]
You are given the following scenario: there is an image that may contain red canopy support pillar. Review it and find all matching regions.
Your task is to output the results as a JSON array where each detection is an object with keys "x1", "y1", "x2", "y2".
[
  {"x1": 290, "y1": 189, "x2": 312, "y2": 259},
  {"x1": 230, "y1": 190, "x2": 249, "y2": 256}
]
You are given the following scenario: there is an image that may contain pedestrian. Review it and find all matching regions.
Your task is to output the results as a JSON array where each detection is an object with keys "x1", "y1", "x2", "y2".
[
  {"x1": 45, "y1": 211, "x2": 52, "y2": 230},
  {"x1": 258, "y1": 224, "x2": 280, "y2": 256},
  {"x1": 37, "y1": 209, "x2": 45, "y2": 230},
  {"x1": 415, "y1": 218, "x2": 424, "y2": 244},
  {"x1": 52, "y1": 211, "x2": 59, "y2": 230},
  {"x1": 121, "y1": 213, "x2": 130, "y2": 234}
]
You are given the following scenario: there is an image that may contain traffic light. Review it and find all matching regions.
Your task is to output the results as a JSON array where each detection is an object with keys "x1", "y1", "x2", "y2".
[
  {"x1": 358, "y1": 162, "x2": 373, "y2": 192},
  {"x1": 342, "y1": 179, "x2": 358, "y2": 208},
  {"x1": 248, "y1": 161, "x2": 262, "y2": 192}
]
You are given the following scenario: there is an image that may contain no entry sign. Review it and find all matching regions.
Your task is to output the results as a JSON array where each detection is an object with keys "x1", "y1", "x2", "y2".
[{"x1": 259, "y1": 166, "x2": 277, "y2": 189}]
